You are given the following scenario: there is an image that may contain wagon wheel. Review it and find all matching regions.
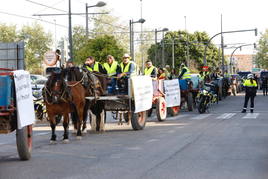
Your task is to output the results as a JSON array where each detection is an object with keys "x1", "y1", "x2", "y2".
[
  {"x1": 131, "y1": 111, "x2": 147, "y2": 130},
  {"x1": 168, "y1": 106, "x2": 180, "y2": 116},
  {"x1": 156, "y1": 97, "x2": 167, "y2": 121},
  {"x1": 16, "y1": 125, "x2": 32, "y2": 160}
]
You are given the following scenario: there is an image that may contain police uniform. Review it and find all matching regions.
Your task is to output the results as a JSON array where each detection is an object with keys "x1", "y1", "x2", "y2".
[{"x1": 242, "y1": 77, "x2": 257, "y2": 113}]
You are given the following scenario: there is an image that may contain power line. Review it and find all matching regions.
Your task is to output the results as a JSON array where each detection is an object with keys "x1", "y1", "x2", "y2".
[
  {"x1": 34, "y1": 0, "x2": 66, "y2": 14},
  {"x1": 25, "y1": 0, "x2": 67, "y2": 13},
  {"x1": 0, "y1": 10, "x2": 68, "y2": 28}
]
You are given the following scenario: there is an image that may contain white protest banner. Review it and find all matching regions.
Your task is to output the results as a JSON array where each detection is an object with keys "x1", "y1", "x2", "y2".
[
  {"x1": 164, "y1": 79, "x2": 181, "y2": 107},
  {"x1": 13, "y1": 70, "x2": 35, "y2": 129},
  {"x1": 131, "y1": 76, "x2": 153, "y2": 113}
]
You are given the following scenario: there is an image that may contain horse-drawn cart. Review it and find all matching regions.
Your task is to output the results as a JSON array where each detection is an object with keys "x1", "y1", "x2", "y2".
[{"x1": 86, "y1": 76, "x2": 153, "y2": 130}]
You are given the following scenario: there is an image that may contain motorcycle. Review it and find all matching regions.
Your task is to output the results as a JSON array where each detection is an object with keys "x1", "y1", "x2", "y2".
[{"x1": 197, "y1": 83, "x2": 218, "y2": 114}]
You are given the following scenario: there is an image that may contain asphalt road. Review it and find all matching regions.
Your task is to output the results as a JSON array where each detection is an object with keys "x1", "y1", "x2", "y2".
[{"x1": 1, "y1": 91, "x2": 268, "y2": 179}]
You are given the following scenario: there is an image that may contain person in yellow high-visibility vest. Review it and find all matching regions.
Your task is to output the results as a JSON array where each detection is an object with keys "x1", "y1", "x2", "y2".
[
  {"x1": 117, "y1": 54, "x2": 136, "y2": 94},
  {"x1": 83, "y1": 56, "x2": 106, "y2": 74},
  {"x1": 178, "y1": 63, "x2": 191, "y2": 80},
  {"x1": 103, "y1": 55, "x2": 121, "y2": 77},
  {"x1": 117, "y1": 53, "x2": 136, "y2": 78},
  {"x1": 144, "y1": 60, "x2": 157, "y2": 78},
  {"x1": 241, "y1": 74, "x2": 257, "y2": 113},
  {"x1": 103, "y1": 55, "x2": 121, "y2": 94}
]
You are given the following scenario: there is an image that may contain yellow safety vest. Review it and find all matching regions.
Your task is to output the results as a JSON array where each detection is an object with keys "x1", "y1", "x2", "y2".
[
  {"x1": 120, "y1": 61, "x2": 136, "y2": 75},
  {"x1": 243, "y1": 79, "x2": 257, "y2": 87},
  {"x1": 144, "y1": 66, "x2": 155, "y2": 76},
  {"x1": 103, "y1": 61, "x2": 118, "y2": 76},
  {"x1": 86, "y1": 62, "x2": 100, "y2": 72},
  {"x1": 182, "y1": 67, "x2": 191, "y2": 79}
]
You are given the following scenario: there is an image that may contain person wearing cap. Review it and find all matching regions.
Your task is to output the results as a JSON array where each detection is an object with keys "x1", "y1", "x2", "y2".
[
  {"x1": 178, "y1": 63, "x2": 191, "y2": 80},
  {"x1": 241, "y1": 73, "x2": 257, "y2": 113},
  {"x1": 144, "y1": 60, "x2": 157, "y2": 78},
  {"x1": 118, "y1": 53, "x2": 136, "y2": 78},
  {"x1": 83, "y1": 56, "x2": 106, "y2": 74}
]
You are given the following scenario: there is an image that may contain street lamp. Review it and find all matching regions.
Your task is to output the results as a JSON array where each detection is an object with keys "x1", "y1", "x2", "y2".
[
  {"x1": 154, "y1": 28, "x2": 169, "y2": 66},
  {"x1": 86, "y1": 1, "x2": 106, "y2": 37},
  {"x1": 129, "y1": 18, "x2": 146, "y2": 62}
]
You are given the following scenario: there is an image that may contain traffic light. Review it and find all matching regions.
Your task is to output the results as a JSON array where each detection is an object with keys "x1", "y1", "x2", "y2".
[
  {"x1": 255, "y1": 28, "x2": 258, "y2": 36},
  {"x1": 254, "y1": 43, "x2": 257, "y2": 49}
]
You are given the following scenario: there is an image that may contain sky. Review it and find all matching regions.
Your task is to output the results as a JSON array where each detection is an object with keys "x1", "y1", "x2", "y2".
[{"x1": 0, "y1": 0, "x2": 267, "y2": 55}]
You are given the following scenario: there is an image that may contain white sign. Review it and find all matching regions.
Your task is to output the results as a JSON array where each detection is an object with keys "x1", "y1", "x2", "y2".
[
  {"x1": 131, "y1": 76, "x2": 153, "y2": 113},
  {"x1": 164, "y1": 79, "x2": 181, "y2": 107},
  {"x1": 44, "y1": 51, "x2": 57, "y2": 66},
  {"x1": 14, "y1": 70, "x2": 35, "y2": 129}
]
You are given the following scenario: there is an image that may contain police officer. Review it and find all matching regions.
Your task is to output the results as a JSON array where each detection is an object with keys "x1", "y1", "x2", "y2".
[
  {"x1": 144, "y1": 60, "x2": 157, "y2": 78},
  {"x1": 83, "y1": 56, "x2": 106, "y2": 74},
  {"x1": 178, "y1": 63, "x2": 191, "y2": 80},
  {"x1": 242, "y1": 74, "x2": 257, "y2": 113}
]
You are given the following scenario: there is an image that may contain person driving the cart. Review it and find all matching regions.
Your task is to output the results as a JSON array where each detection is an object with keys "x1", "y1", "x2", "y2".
[
  {"x1": 144, "y1": 60, "x2": 157, "y2": 79},
  {"x1": 103, "y1": 55, "x2": 121, "y2": 94},
  {"x1": 83, "y1": 56, "x2": 106, "y2": 74},
  {"x1": 117, "y1": 54, "x2": 137, "y2": 94},
  {"x1": 178, "y1": 63, "x2": 191, "y2": 80}
]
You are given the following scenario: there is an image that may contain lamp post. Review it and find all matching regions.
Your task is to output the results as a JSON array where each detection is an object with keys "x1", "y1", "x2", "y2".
[
  {"x1": 86, "y1": 1, "x2": 106, "y2": 37},
  {"x1": 129, "y1": 18, "x2": 145, "y2": 62}
]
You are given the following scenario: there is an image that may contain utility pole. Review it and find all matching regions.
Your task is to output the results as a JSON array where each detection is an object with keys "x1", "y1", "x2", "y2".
[
  {"x1": 154, "y1": 29, "x2": 157, "y2": 65},
  {"x1": 161, "y1": 32, "x2": 165, "y2": 67},
  {"x1": 68, "y1": 0, "x2": 73, "y2": 62},
  {"x1": 172, "y1": 39, "x2": 175, "y2": 69},
  {"x1": 221, "y1": 14, "x2": 225, "y2": 75},
  {"x1": 185, "y1": 16, "x2": 190, "y2": 67},
  {"x1": 86, "y1": 3, "x2": 89, "y2": 37}
]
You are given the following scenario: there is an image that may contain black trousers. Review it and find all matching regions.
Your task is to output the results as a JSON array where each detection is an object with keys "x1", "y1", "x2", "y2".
[
  {"x1": 263, "y1": 85, "x2": 268, "y2": 96},
  {"x1": 243, "y1": 95, "x2": 255, "y2": 109}
]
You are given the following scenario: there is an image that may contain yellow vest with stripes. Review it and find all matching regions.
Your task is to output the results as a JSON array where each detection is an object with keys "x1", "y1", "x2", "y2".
[
  {"x1": 182, "y1": 67, "x2": 191, "y2": 79},
  {"x1": 103, "y1": 61, "x2": 118, "y2": 76},
  {"x1": 120, "y1": 61, "x2": 136, "y2": 75},
  {"x1": 243, "y1": 79, "x2": 257, "y2": 87}
]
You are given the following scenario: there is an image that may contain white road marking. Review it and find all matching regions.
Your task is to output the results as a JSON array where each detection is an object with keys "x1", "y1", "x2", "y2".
[
  {"x1": 191, "y1": 114, "x2": 211, "y2": 120},
  {"x1": 35, "y1": 132, "x2": 50, "y2": 136},
  {"x1": 216, "y1": 113, "x2": 236, "y2": 119},
  {"x1": 146, "y1": 139, "x2": 159, "y2": 143},
  {"x1": 243, "y1": 113, "x2": 259, "y2": 119},
  {"x1": 168, "y1": 114, "x2": 190, "y2": 120}
]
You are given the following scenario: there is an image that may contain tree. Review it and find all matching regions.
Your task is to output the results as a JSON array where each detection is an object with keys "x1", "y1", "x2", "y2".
[
  {"x1": 73, "y1": 31, "x2": 124, "y2": 64},
  {"x1": 0, "y1": 23, "x2": 17, "y2": 42},
  {"x1": 255, "y1": 29, "x2": 268, "y2": 69},
  {"x1": 147, "y1": 30, "x2": 220, "y2": 71},
  {"x1": 19, "y1": 22, "x2": 52, "y2": 74}
]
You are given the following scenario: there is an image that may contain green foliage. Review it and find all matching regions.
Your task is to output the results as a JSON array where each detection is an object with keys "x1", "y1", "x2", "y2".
[
  {"x1": 72, "y1": 26, "x2": 124, "y2": 64},
  {"x1": 19, "y1": 22, "x2": 52, "y2": 73},
  {"x1": 147, "y1": 30, "x2": 220, "y2": 71},
  {"x1": 0, "y1": 22, "x2": 52, "y2": 74},
  {"x1": 255, "y1": 29, "x2": 268, "y2": 69},
  {"x1": 0, "y1": 23, "x2": 17, "y2": 42}
]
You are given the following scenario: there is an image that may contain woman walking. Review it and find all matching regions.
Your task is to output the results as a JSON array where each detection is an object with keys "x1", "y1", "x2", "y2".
[{"x1": 242, "y1": 74, "x2": 257, "y2": 113}]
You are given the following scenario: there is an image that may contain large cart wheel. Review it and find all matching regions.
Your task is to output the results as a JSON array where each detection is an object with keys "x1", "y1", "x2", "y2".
[
  {"x1": 131, "y1": 111, "x2": 147, "y2": 130},
  {"x1": 168, "y1": 106, "x2": 180, "y2": 116},
  {"x1": 156, "y1": 97, "x2": 167, "y2": 121},
  {"x1": 187, "y1": 92, "x2": 194, "y2": 111},
  {"x1": 16, "y1": 125, "x2": 32, "y2": 160}
]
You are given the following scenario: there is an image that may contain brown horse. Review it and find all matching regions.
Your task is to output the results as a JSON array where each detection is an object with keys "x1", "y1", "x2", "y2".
[
  {"x1": 43, "y1": 71, "x2": 86, "y2": 143},
  {"x1": 64, "y1": 67, "x2": 106, "y2": 132}
]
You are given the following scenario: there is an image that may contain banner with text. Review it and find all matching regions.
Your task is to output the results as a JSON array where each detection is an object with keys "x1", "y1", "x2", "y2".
[
  {"x1": 14, "y1": 70, "x2": 35, "y2": 129},
  {"x1": 164, "y1": 79, "x2": 181, "y2": 107},
  {"x1": 131, "y1": 76, "x2": 153, "y2": 113}
]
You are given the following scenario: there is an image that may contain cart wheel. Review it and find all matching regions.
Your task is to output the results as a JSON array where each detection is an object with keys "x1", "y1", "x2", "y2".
[
  {"x1": 16, "y1": 125, "x2": 32, "y2": 160},
  {"x1": 168, "y1": 106, "x2": 180, "y2": 116},
  {"x1": 187, "y1": 92, "x2": 193, "y2": 111},
  {"x1": 147, "y1": 108, "x2": 153, "y2": 117},
  {"x1": 131, "y1": 111, "x2": 147, "y2": 130},
  {"x1": 156, "y1": 97, "x2": 167, "y2": 121}
]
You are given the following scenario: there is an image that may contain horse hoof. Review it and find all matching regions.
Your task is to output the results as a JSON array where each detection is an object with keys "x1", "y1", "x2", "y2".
[
  {"x1": 50, "y1": 140, "x2": 57, "y2": 144},
  {"x1": 76, "y1": 136, "x2": 82, "y2": 140},
  {"x1": 62, "y1": 139, "x2": 70, "y2": 144}
]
